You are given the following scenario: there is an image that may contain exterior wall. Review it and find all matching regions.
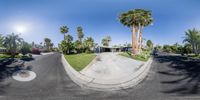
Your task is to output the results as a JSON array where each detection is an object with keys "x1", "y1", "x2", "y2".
[
  {"x1": 0, "y1": 48, "x2": 7, "y2": 53},
  {"x1": 95, "y1": 46, "x2": 132, "y2": 53}
]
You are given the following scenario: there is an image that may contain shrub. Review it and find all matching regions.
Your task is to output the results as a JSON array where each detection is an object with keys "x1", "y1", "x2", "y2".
[
  {"x1": 163, "y1": 45, "x2": 172, "y2": 53},
  {"x1": 32, "y1": 48, "x2": 41, "y2": 54}
]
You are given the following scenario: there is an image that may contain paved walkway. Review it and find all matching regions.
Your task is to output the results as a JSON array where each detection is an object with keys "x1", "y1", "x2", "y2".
[{"x1": 80, "y1": 53, "x2": 144, "y2": 83}]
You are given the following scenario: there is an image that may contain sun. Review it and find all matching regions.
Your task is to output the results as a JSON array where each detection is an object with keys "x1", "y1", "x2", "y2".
[{"x1": 15, "y1": 25, "x2": 26, "y2": 33}]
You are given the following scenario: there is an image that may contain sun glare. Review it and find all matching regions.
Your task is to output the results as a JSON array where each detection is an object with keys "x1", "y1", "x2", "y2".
[{"x1": 15, "y1": 25, "x2": 26, "y2": 33}]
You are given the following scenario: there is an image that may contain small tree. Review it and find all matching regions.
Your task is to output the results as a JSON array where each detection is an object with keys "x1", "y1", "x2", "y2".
[
  {"x1": 163, "y1": 45, "x2": 172, "y2": 53},
  {"x1": 3, "y1": 33, "x2": 23, "y2": 58},
  {"x1": 44, "y1": 38, "x2": 51, "y2": 52},
  {"x1": 20, "y1": 41, "x2": 31, "y2": 55},
  {"x1": 146, "y1": 40, "x2": 153, "y2": 49},
  {"x1": 183, "y1": 44, "x2": 192, "y2": 55},
  {"x1": 101, "y1": 36, "x2": 112, "y2": 46}
]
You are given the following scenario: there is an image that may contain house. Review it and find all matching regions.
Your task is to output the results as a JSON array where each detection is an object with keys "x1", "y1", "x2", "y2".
[
  {"x1": 0, "y1": 47, "x2": 7, "y2": 53},
  {"x1": 95, "y1": 45, "x2": 132, "y2": 53}
]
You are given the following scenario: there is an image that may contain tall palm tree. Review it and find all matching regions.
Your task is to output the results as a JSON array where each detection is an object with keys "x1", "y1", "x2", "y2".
[
  {"x1": 64, "y1": 34, "x2": 73, "y2": 54},
  {"x1": 60, "y1": 26, "x2": 69, "y2": 40},
  {"x1": 77, "y1": 26, "x2": 84, "y2": 43},
  {"x1": 183, "y1": 28, "x2": 200, "y2": 54},
  {"x1": 3, "y1": 33, "x2": 23, "y2": 57},
  {"x1": 0, "y1": 34, "x2": 4, "y2": 47},
  {"x1": 137, "y1": 10, "x2": 153, "y2": 52},
  {"x1": 65, "y1": 34, "x2": 73, "y2": 43},
  {"x1": 77, "y1": 26, "x2": 84, "y2": 52},
  {"x1": 119, "y1": 9, "x2": 153, "y2": 54}
]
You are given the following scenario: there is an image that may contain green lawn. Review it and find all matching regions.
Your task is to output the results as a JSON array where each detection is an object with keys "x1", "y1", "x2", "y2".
[
  {"x1": 119, "y1": 51, "x2": 151, "y2": 62},
  {"x1": 64, "y1": 53, "x2": 96, "y2": 71}
]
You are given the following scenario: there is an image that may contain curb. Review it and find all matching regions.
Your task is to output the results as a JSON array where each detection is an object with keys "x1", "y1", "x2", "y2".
[{"x1": 61, "y1": 54, "x2": 153, "y2": 91}]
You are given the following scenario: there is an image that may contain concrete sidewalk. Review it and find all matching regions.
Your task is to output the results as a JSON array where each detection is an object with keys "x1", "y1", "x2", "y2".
[{"x1": 80, "y1": 53, "x2": 144, "y2": 82}]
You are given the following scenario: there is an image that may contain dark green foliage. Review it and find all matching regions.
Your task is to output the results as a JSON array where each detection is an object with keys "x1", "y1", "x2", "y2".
[
  {"x1": 60, "y1": 34, "x2": 74, "y2": 54},
  {"x1": 183, "y1": 28, "x2": 200, "y2": 54},
  {"x1": 77, "y1": 26, "x2": 84, "y2": 42},
  {"x1": 146, "y1": 40, "x2": 153, "y2": 49},
  {"x1": 60, "y1": 26, "x2": 69, "y2": 40},
  {"x1": 3, "y1": 33, "x2": 23, "y2": 58},
  {"x1": 83, "y1": 37, "x2": 95, "y2": 53},
  {"x1": 101, "y1": 36, "x2": 111, "y2": 46},
  {"x1": 44, "y1": 38, "x2": 52, "y2": 52},
  {"x1": 74, "y1": 40, "x2": 82, "y2": 53},
  {"x1": 163, "y1": 45, "x2": 172, "y2": 53},
  {"x1": 0, "y1": 34, "x2": 4, "y2": 47},
  {"x1": 20, "y1": 41, "x2": 31, "y2": 55}
]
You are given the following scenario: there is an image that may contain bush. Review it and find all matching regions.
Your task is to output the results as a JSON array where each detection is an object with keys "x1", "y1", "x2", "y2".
[
  {"x1": 163, "y1": 45, "x2": 172, "y2": 53},
  {"x1": 85, "y1": 49, "x2": 94, "y2": 53},
  {"x1": 5, "y1": 52, "x2": 19, "y2": 55},
  {"x1": 120, "y1": 50, "x2": 151, "y2": 62},
  {"x1": 32, "y1": 48, "x2": 41, "y2": 54}
]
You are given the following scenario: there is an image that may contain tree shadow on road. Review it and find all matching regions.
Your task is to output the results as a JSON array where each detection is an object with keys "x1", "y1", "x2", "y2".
[
  {"x1": 155, "y1": 55, "x2": 200, "y2": 95},
  {"x1": 0, "y1": 59, "x2": 33, "y2": 82}
]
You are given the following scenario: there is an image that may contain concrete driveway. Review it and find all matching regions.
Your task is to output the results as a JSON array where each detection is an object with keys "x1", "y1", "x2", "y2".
[{"x1": 80, "y1": 53, "x2": 144, "y2": 81}]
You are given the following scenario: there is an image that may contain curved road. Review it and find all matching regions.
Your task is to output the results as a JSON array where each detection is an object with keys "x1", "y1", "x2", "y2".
[{"x1": 0, "y1": 53, "x2": 200, "y2": 100}]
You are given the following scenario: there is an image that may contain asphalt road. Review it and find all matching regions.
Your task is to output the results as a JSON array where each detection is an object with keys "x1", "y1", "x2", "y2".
[{"x1": 0, "y1": 53, "x2": 200, "y2": 100}]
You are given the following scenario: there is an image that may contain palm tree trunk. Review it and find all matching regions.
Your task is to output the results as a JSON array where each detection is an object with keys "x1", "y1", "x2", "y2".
[
  {"x1": 11, "y1": 49, "x2": 16, "y2": 58},
  {"x1": 132, "y1": 26, "x2": 138, "y2": 54},
  {"x1": 192, "y1": 43, "x2": 195, "y2": 54},
  {"x1": 64, "y1": 34, "x2": 65, "y2": 40},
  {"x1": 138, "y1": 26, "x2": 143, "y2": 53}
]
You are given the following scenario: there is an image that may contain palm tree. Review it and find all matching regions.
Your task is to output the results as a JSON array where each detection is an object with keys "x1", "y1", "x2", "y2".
[
  {"x1": 106, "y1": 36, "x2": 111, "y2": 44},
  {"x1": 63, "y1": 34, "x2": 73, "y2": 54},
  {"x1": 119, "y1": 9, "x2": 153, "y2": 54},
  {"x1": 0, "y1": 34, "x2": 4, "y2": 47},
  {"x1": 137, "y1": 10, "x2": 153, "y2": 52},
  {"x1": 84, "y1": 37, "x2": 94, "y2": 48},
  {"x1": 3, "y1": 33, "x2": 23, "y2": 57},
  {"x1": 101, "y1": 38, "x2": 108, "y2": 46},
  {"x1": 77, "y1": 26, "x2": 84, "y2": 52},
  {"x1": 74, "y1": 40, "x2": 82, "y2": 53},
  {"x1": 44, "y1": 38, "x2": 51, "y2": 51},
  {"x1": 101, "y1": 36, "x2": 111, "y2": 46},
  {"x1": 77, "y1": 26, "x2": 84, "y2": 43},
  {"x1": 60, "y1": 26, "x2": 69, "y2": 40},
  {"x1": 65, "y1": 34, "x2": 73, "y2": 43},
  {"x1": 183, "y1": 28, "x2": 200, "y2": 54},
  {"x1": 84, "y1": 37, "x2": 94, "y2": 52},
  {"x1": 50, "y1": 43, "x2": 54, "y2": 51}
]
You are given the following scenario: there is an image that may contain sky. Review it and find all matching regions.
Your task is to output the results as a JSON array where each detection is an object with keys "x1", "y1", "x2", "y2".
[{"x1": 0, "y1": 0, "x2": 200, "y2": 47}]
